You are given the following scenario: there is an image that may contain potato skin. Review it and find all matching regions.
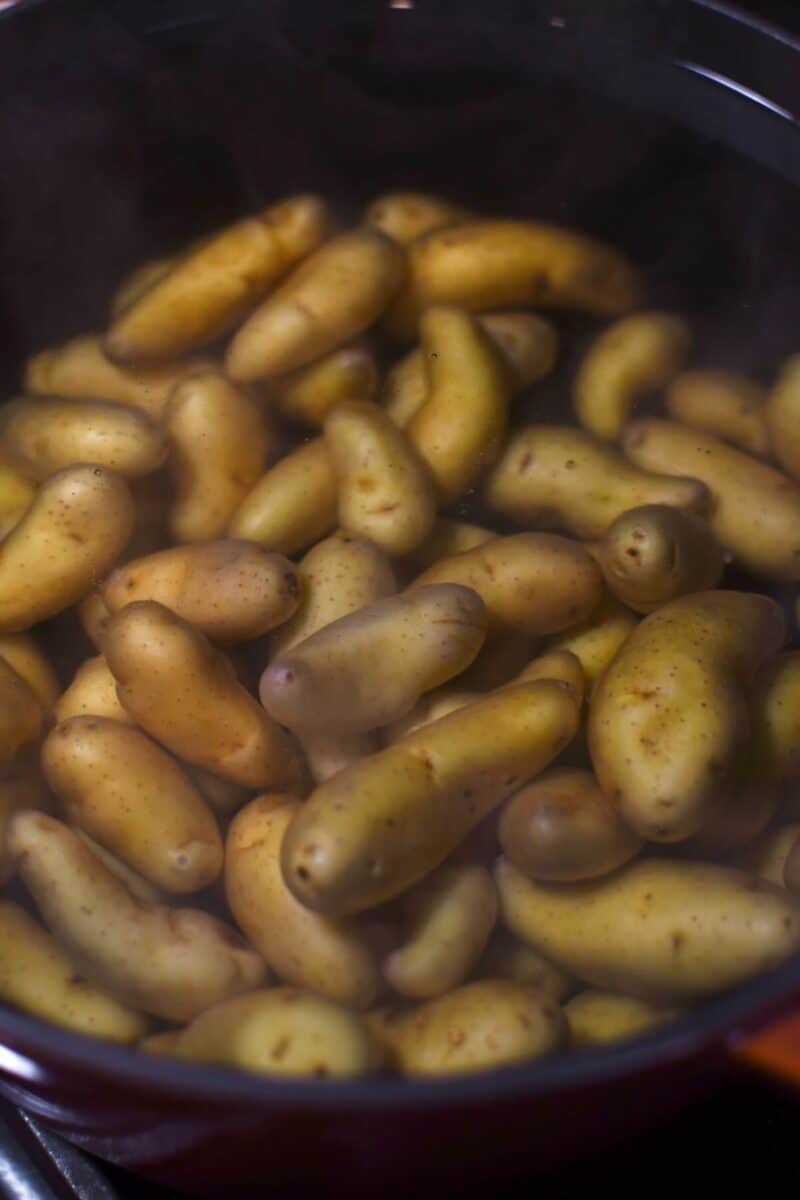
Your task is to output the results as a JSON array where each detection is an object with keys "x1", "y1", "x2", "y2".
[
  {"x1": 369, "y1": 980, "x2": 566, "y2": 1076},
  {"x1": 400, "y1": 520, "x2": 495, "y2": 577},
  {"x1": 365, "y1": 192, "x2": 470, "y2": 244},
  {"x1": 667, "y1": 369, "x2": 769, "y2": 456},
  {"x1": 414, "y1": 533, "x2": 603, "y2": 638},
  {"x1": 0, "y1": 756, "x2": 52, "y2": 884},
  {"x1": 43, "y1": 716, "x2": 223, "y2": 894},
  {"x1": 499, "y1": 767, "x2": 642, "y2": 882},
  {"x1": 260, "y1": 584, "x2": 487, "y2": 735},
  {"x1": 485, "y1": 425, "x2": 708, "y2": 540},
  {"x1": 544, "y1": 590, "x2": 638, "y2": 686},
  {"x1": 104, "y1": 541, "x2": 299, "y2": 643},
  {"x1": 742, "y1": 824, "x2": 800, "y2": 890},
  {"x1": 268, "y1": 343, "x2": 378, "y2": 427},
  {"x1": 228, "y1": 438, "x2": 338, "y2": 556},
  {"x1": 764, "y1": 355, "x2": 800, "y2": 479},
  {"x1": 281, "y1": 679, "x2": 580, "y2": 915},
  {"x1": 111, "y1": 256, "x2": 174, "y2": 317},
  {"x1": 0, "y1": 453, "x2": 35, "y2": 541},
  {"x1": 54, "y1": 656, "x2": 133, "y2": 725},
  {"x1": 588, "y1": 591, "x2": 784, "y2": 842},
  {"x1": 496, "y1": 855, "x2": 800, "y2": 1002},
  {"x1": 622, "y1": 418, "x2": 800, "y2": 580},
  {"x1": 226, "y1": 796, "x2": 381, "y2": 1009},
  {"x1": 0, "y1": 465, "x2": 134, "y2": 633},
  {"x1": 478, "y1": 929, "x2": 575, "y2": 1001},
  {"x1": 566, "y1": 990, "x2": 677, "y2": 1046},
  {"x1": 0, "y1": 633, "x2": 59, "y2": 710},
  {"x1": 105, "y1": 601, "x2": 308, "y2": 792}
]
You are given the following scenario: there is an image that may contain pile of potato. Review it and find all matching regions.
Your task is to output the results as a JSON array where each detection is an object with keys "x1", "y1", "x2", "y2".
[{"x1": 2, "y1": 191, "x2": 800, "y2": 1080}]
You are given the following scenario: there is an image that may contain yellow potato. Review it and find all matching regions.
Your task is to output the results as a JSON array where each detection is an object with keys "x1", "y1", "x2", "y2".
[
  {"x1": 281, "y1": 679, "x2": 580, "y2": 915},
  {"x1": 226, "y1": 230, "x2": 405, "y2": 381},
  {"x1": 765, "y1": 355, "x2": 800, "y2": 479},
  {"x1": 496, "y1": 855, "x2": 800, "y2": 1001},
  {"x1": 566, "y1": 991, "x2": 677, "y2": 1046},
  {"x1": 9, "y1": 811, "x2": 266, "y2": 1022},
  {"x1": 106, "y1": 195, "x2": 329, "y2": 362},
  {"x1": 0, "y1": 659, "x2": 43, "y2": 769},
  {"x1": 260, "y1": 584, "x2": 487, "y2": 735},
  {"x1": 105, "y1": 601, "x2": 308, "y2": 792},
  {"x1": 0, "y1": 465, "x2": 134, "y2": 633},
  {"x1": 188, "y1": 767, "x2": 251, "y2": 818},
  {"x1": 667, "y1": 369, "x2": 769, "y2": 456},
  {"x1": 414, "y1": 533, "x2": 603, "y2": 638},
  {"x1": 145, "y1": 988, "x2": 380, "y2": 1079},
  {"x1": 597, "y1": 505, "x2": 724, "y2": 614},
  {"x1": 485, "y1": 425, "x2": 708, "y2": 540},
  {"x1": 77, "y1": 590, "x2": 113, "y2": 650},
  {"x1": 226, "y1": 796, "x2": 381, "y2": 1008},
  {"x1": 0, "y1": 397, "x2": 167, "y2": 482},
  {"x1": 0, "y1": 453, "x2": 35, "y2": 540},
  {"x1": 588, "y1": 591, "x2": 784, "y2": 841},
  {"x1": 54, "y1": 656, "x2": 132, "y2": 725},
  {"x1": 111, "y1": 256, "x2": 174, "y2": 317},
  {"x1": 544, "y1": 589, "x2": 638, "y2": 686},
  {"x1": 365, "y1": 192, "x2": 470, "y2": 244},
  {"x1": 104, "y1": 541, "x2": 299, "y2": 643},
  {"x1": 268, "y1": 343, "x2": 379, "y2": 427},
  {"x1": 479, "y1": 929, "x2": 575, "y2": 1001},
  {"x1": 0, "y1": 901, "x2": 146, "y2": 1043},
  {"x1": 383, "y1": 863, "x2": 498, "y2": 999},
  {"x1": 325, "y1": 400, "x2": 437, "y2": 556},
  {"x1": 622, "y1": 419, "x2": 800, "y2": 580},
  {"x1": 574, "y1": 312, "x2": 690, "y2": 440},
  {"x1": 228, "y1": 438, "x2": 338, "y2": 555},
  {"x1": 369, "y1": 980, "x2": 566, "y2": 1076},
  {"x1": 399, "y1": 519, "x2": 495, "y2": 577},
  {"x1": 0, "y1": 633, "x2": 58, "y2": 709},
  {"x1": 76, "y1": 830, "x2": 162, "y2": 906},
  {"x1": 165, "y1": 371, "x2": 269, "y2": 543},
  {"x1": 0, "y1": 755, "x2": 52, "y2": 883},
  {"x1": 741, "y1": 824, "x2": 800, "y2": 889},
  {"x1": 299, "y1": 729, "x2": 379, "y2": 786},
  {"x1": 271, "y1": 531, "x2": 396, "y2": 657},
  {"x1": 43, "y1": 716, "x2": 223, "y2": 894},
  {"x1": 383, "y1": 219, "x2": 641, "y2": 340},
  {"x1": 25, "y1": 334, "x2": 212, "y2": 422},
  {"x1": 514, "y1": 649, "x2": 586, "y2": 699},
  {"x1": 406, "y1": 307, "x2": 509, "y2": 503}
]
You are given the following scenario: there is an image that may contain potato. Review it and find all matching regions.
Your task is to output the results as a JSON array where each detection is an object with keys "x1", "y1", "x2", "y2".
[
  {"x1": 0, "y1": 755, "x2": 52, "y2": 883},
  {"x1": 104, "y1": 541, "x2": 299, "y2": 643},
  {"x1": 325, "y1": 400, "x2": 437, "y2": 556},
  {"x1": 25, "y1": 334, "x2": 212, "y2": 422},
  {"x1": 485, "y1": 426, "x2": 708, "y2": 540},
  {"x1": 165, "y1": 371, "x2": 269, "y2": 543},
  {"x1": 0, "y1": 465, "x2": 134, "y2": 633},
  {"x1": 282, "y1": 679, "x2": 580, "y2": 915},
  {"x1": 574, "y1": 312, "x2": 690, "y2": 440},
  {"x1": 383, "y1": 219, "x2": 641, "y2": 340},
  {"x1": 111, "y1": 256, "x2": 174, "y2": 317},
  {"x1": 0, "y1": 397, "x2": 167, "y2": 482},
  {"x1": 544, "y1": 589, "x2": 638, "y2": 686},
  {"x1": 597, "y1": 505, "x2": 724, "y2": 614},
  {"x1": 383, "y1": 864, "x2": 497, "y2": 999},
  {"x1": 105, "y1": 601, "x2": 308, "y2": 791},
  {"x1": 145, "y1": 988, "x2": 380, "y2": 1078},
  {"x1": 764, "y1": 356, "x2": 800, "y2": 480},
  {"x1": 622, "y1": 419, "x2": 800, "y2": 580},
  {"x1": 514, "y1": 649, "x2": 586, "y2": 699},
  {"x1": 566, "y1": 991, "x2": 677, "y2": 1046},
  {"x1": 260, "y1": 584, "x2": 487, "y2": 735},
  {"x1": 54, "y1": 656, "x2": 132, "y2": 725},
  {"x1": 406, "y1": 308, "x2": 509, "y2": 503},
  {"x1": 478, "y1": 930, "x2": 575, "y2": 1001},
  {"x1": 43, "y1": 717, "x2": 223, "y2": 894},
  {"x1": 0, "y1": 453, "x2": 35, "y2": 540},
  {"x1": 741, "y1": 824, "x2": 800, "y2": 890},
  {"x1": 226, "y1": 796, "x2": 381, "y2": 1008},
  {"x1": 0, "y1": 659, "x2": 43, "y2": 769},
  {"x1": 0, "y1": 633, "x2": 58, "y2": 709},
  {"x1": 667, "y1": 369, "x2": 769, "y2": 456},
  {"x1": 268, "y1": 343, "x2": 378, "y2": 427},
  {"x1": 369, "y1": 980, "x2": 566, "y2": 1076},
  {"x1": 588, "y1": 591, "x2": 784, "y2": 841},
  {"x1": 76, "y1": 830, "x2": 162, "y2": 906},
  {"x1": 496, "y1": 855, "x2": 800, "y2": 1001},
  {"x1": 400, "y1": 520, "x2": 495, "y2": 577},
  {"x1": 9, "y1": 811, "x2": 266, "y2": 1022},
  {"x1": 228, "y1": 438, "x2": 338, "y2": 555},
  {"x1": 188, "y1": 767, "x2": 251, "y2": 818},
  {"x1": 106, "y1": 195, "x2": 328, "y2": 362},
  {"x1": 77, "y1": 590, "x2": 113, "y2": 651},
  {"x1": 299, "y1": 729, "x2": 379, "y2": 785},
  {"x1": 414, "y1": 533, "x2": 603, "y2": 638},
  {"x1": 0, "y1": 901, "x2": 146, "y2": 1043},
  {"x1": 365, "y1": 192, "x2": 470, "y2": 244},
  {"x1": 271, "y1": 531, "x2": 396, "y2": 658},
  {"x1": 226, "y1": 230, "x2": 405, "y2": 381}
]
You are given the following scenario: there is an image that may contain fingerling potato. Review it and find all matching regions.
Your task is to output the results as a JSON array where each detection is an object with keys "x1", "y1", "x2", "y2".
[
  {"x1": 479, "y1": 929, "x2": 575, "y2": 1001},
  {"x1": 741, "y1": 824, "x2": 800, "y2": 890},
  {"x1": 0, "y1": 633, "x2": 59, "y2": 709},
  {"x1": 667, "y1": 368, "x2": 769, "y2": 456},
  {"x1": 544, "y1": 589, "x2": 638, "y2": 686},
  {"x1": 228, "y1": 438, "x2": 338, "y2": 555},
  {"x1": 268, "y1": 343, "x2": 378, "y2": 427},
  {"x1": 400, "y1": 519, "x2": 495, "y2": 578},
  {"x1": 54, "y1": 656, "x2": 131, "y2": 725},
  {"x1": 0, "y1": 453, "x2": 36, "y2": 540},
  {"x1": 365, "y1": 192, "x2": 470, "y2": 244},
  {"x1": 566, "y1": 990, "x2": 678, "y2": 1046},
  {"x1": 78, "y1": 590, "x2": 113, "y2": 650},
  {"x1": 111, "y1": 256, "x2": 174, "y2": 317},
  {"x1": 764, "y1": 355, "x2": 800, "y2": 479}
]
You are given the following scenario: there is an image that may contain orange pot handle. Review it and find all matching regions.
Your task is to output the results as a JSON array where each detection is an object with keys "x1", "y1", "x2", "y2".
[{"x1": 731, "y1": 1010, "x2": 800, "y2": 1087}]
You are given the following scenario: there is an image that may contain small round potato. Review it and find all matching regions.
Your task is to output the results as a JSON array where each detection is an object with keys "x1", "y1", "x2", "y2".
[
  {"x1": 9, "y1": 811, "x2": 266, "y2": 1022},
  {"x1": 105, "y1": 602, "x2": 308, "y2": 792},
  {"x1": 496, "y1": 855, "x2": 800, "y2": 1002},
  {"x1": 544, "y1": 590, "x2": 638, "y2": 686},
  {"x1": 226, "y1": 795, "x2": 381, "y2": 1009},
  {"x1": 499, "y1": 768, "x2": 642, "y2": 882},
  {"x1": 574, "y1": 312, "x2": 690, "y2": 440},
  {"x1": 104, "y1": 541, "x2": 300, "y2": 643},
  {"x1": 365, "y1": 192, "x2": 470, "y2": 244},
  {"x1": 485, "y1": 425, "x2": 708, "y2": 540},
  {"x1": 369, "y1": 980, "x2": 566, "y2": 1076},
  {"x1": 667, "y1": 369, "x2": 769, "y2": 456},
  {"x1": 479, "y1": 929, "x2": 575, "y2": 1001},
  {"x1": 268, "y1": 343, "x2": 379, "y2": 427},
  {"x1": 566, "y1": 990, "x2": 677, "y2": 1046},
  {"x1": 226, "y1": 229, "x2": 406, "y2": 381},
  {"x1": 54, "y1": 655, "x2": 133, "y2": 725},
  {"x1": 165, "y1": 371, "x2": 270, "y2": 544},
  {"x1": 764, "y1": 355, "x2": 800, "y2": 480},
  {"x1": 0, "y1": 397, "x2": 167, "y2": 482},
  {"x1": 260, "y1": 584, "x2": 487, "y2": 735},
  {"x1": 228, "y1": 438, "x2": 338, "y2": 555},
  {"x1": 0, "y1": 454, "x2": 36, "y2": 540},
  {"x1": 597, "y1": 505, "x2": 724, "y2": 614},
  {"x1": 0, "y1": 633, "x2": 58, "y2": 710},
  {"x1": 0, "y1": 659, "x2": 43, "y2": 770},
  {"x1": 43, "y1": 716, "x2": 223, "y2": 894}
]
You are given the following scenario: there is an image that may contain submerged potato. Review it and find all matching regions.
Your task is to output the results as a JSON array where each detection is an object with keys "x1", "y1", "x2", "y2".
[
  {"x1": 54, "y1": 656, "x2": 133, "y2": 725},
  {"x1": 544, "y1": 590, "x2": 638, "y2": 686},
  {"x1": 479, "y1": 929, "x2": 575, "y2": 1000},
  {"x1": 566, "y1": 990, "x2": 678, "y2": 1046},
  {"x1": 268, "y1": 343, "x2": 379, "y2": 427},
  {"x1": 0, "y1": 453, "x2": 35, "y2": 541},
  {"x1": 400, "y1": 519, "x2": 495, "y2": 577},
  {"x1": 228, "y1": 438, "x2": 338, "y2": 555},
  {"x1": 365, "y1": 192, "x2": 471, "y2": 244},
  {"x1": 667, "y1": 369, "x2": 769, "y2": 456}
]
